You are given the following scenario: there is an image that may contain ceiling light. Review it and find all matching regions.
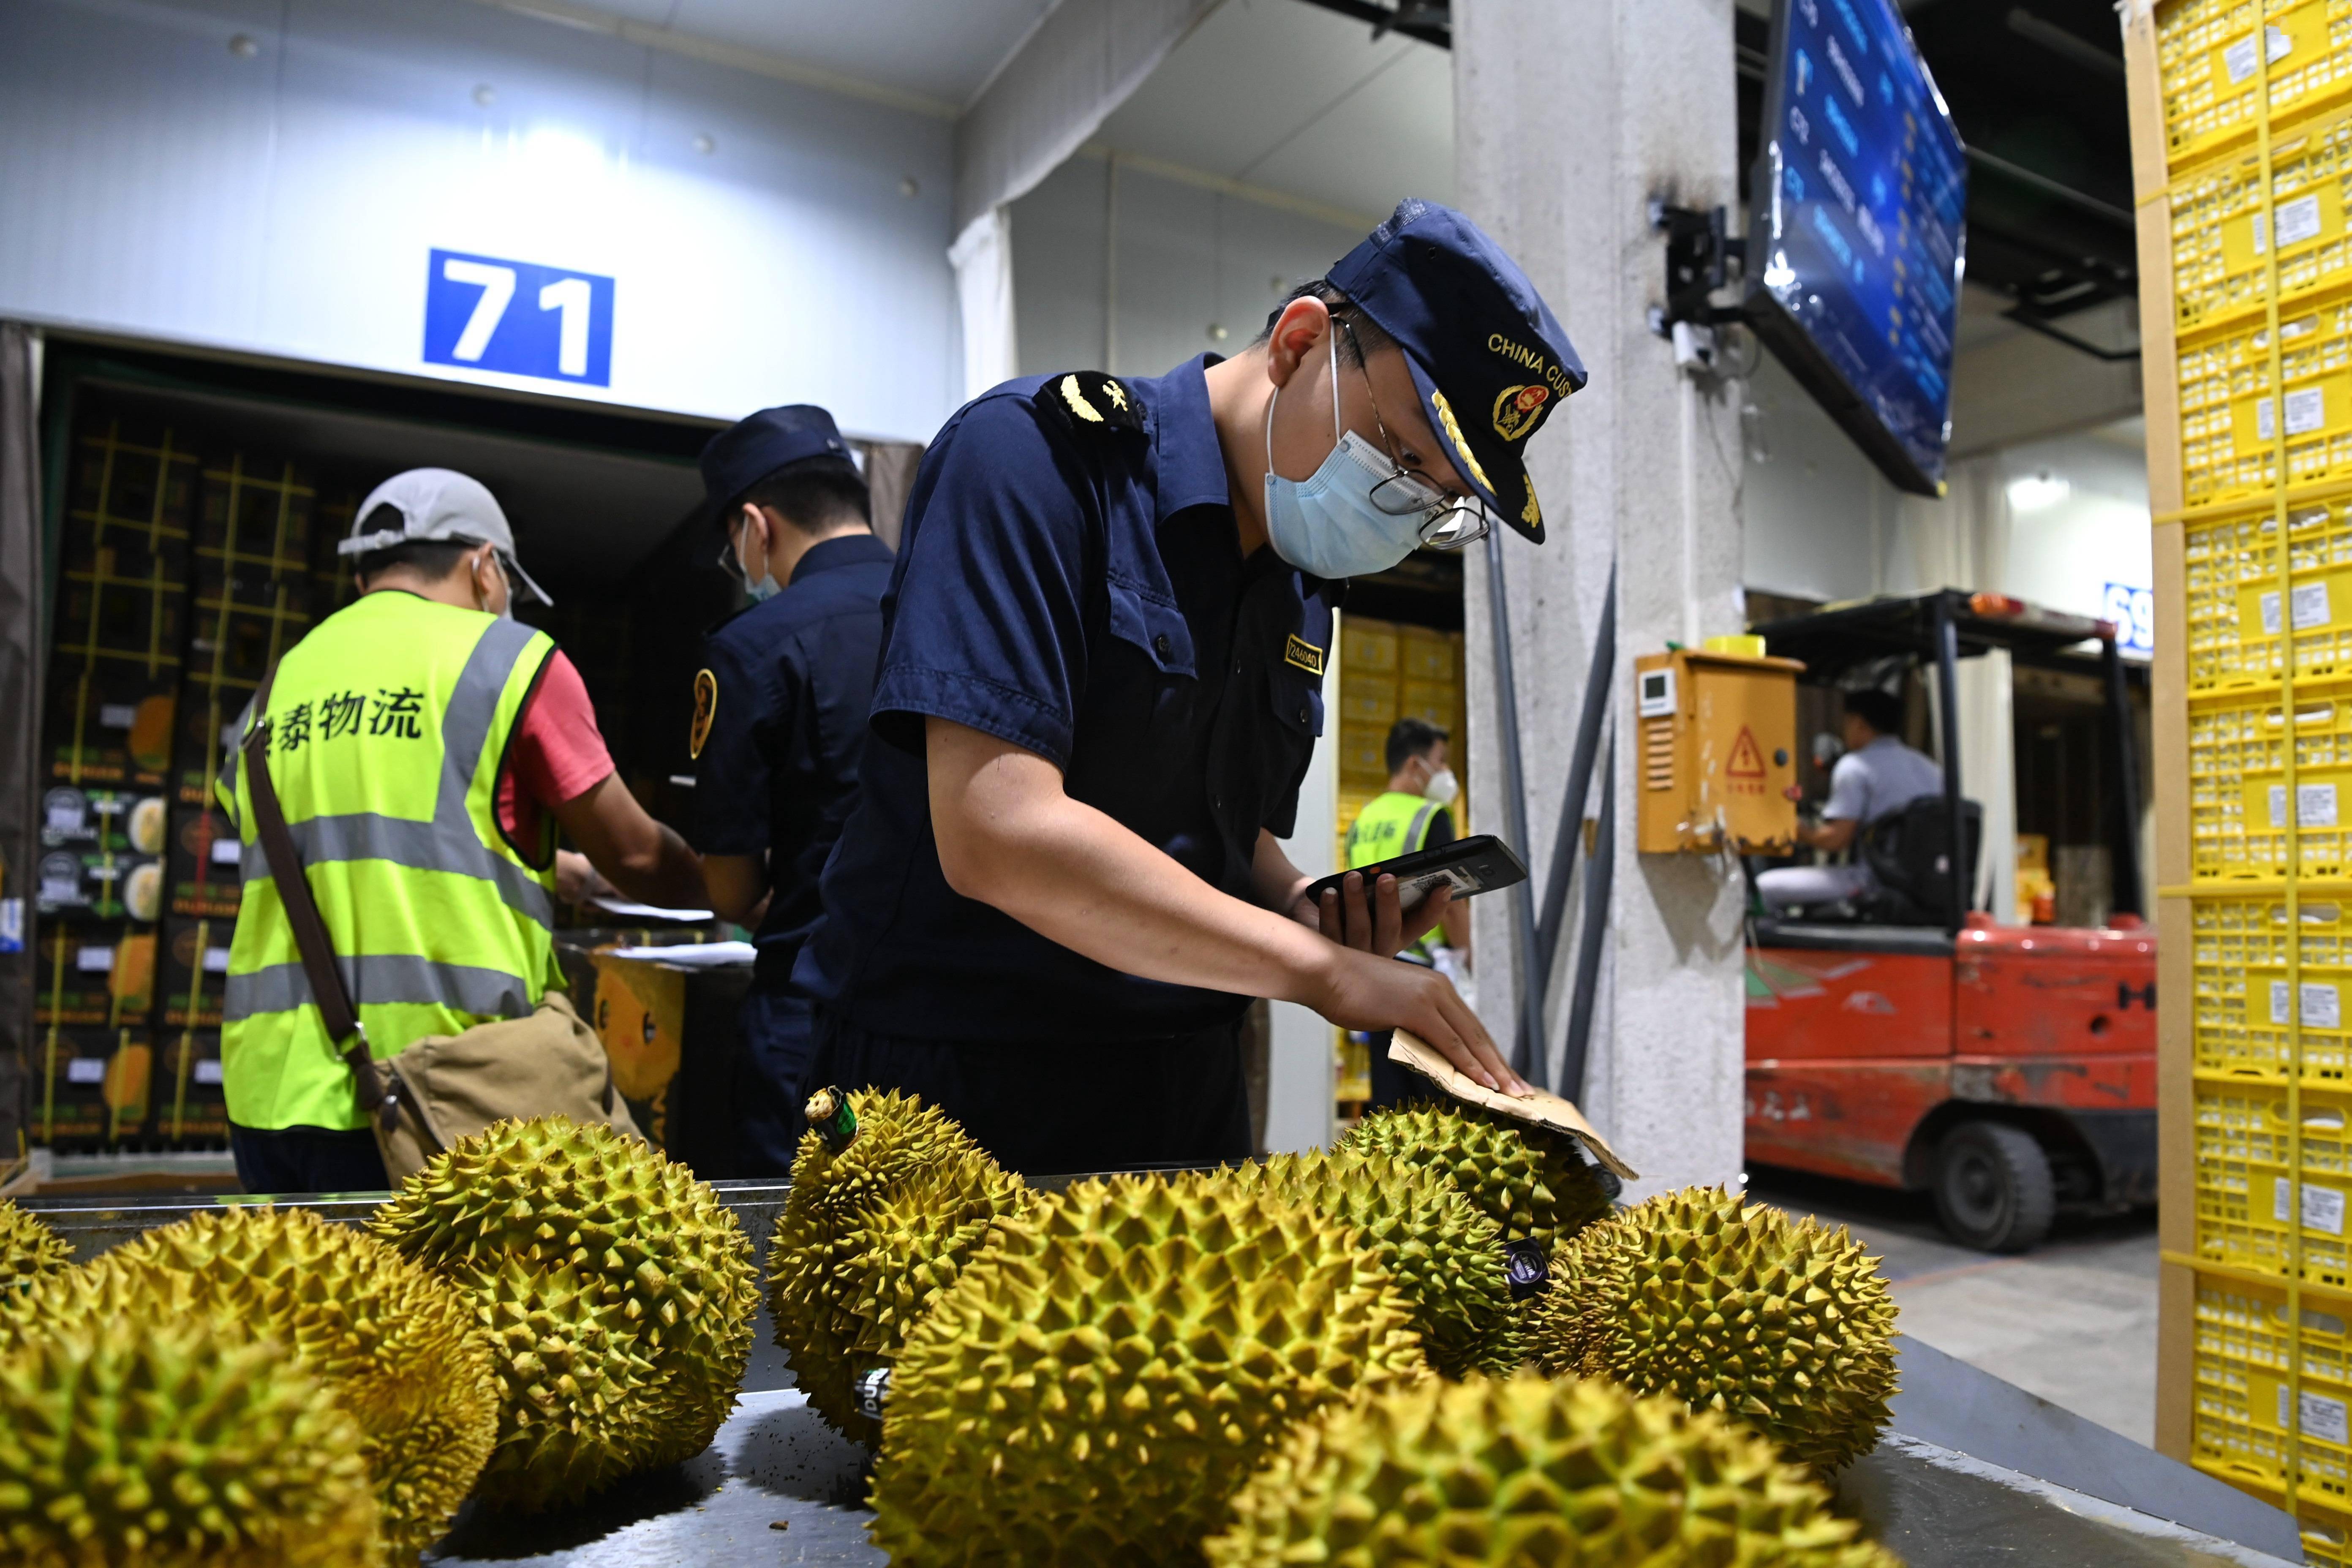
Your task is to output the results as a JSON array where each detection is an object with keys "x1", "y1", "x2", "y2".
[{"x1": 2006, "y1": 471, "x2": 2071, "y2": 512}]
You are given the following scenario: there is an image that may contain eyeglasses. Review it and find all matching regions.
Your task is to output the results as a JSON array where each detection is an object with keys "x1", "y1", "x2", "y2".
[{"x1": 1335, "y1": 316, "x2": 1493, "y2": 552}]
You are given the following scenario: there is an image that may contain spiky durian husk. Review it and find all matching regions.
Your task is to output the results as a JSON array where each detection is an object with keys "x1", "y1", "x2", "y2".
[
  {"x1": 869, "y1": 1172, "x2": 1429, "y2": 1567},
  {"x1": 1342, "y1": 1098, "x2": 1614, "y2": 1255},
  {"x1": 1223, "y1": 1149, "x2": 1517, "y2": 1378},
  {"x1": 370, "y1": 1117, "x2": 758, "y2": 1509},
  {"x1": 0, "y1": 1312, "x2": 384, "y2": 1567},
  {"x1": 1534, "y1": 1185, "x2": 1900, "y2": 1473},
  {"x1": 0, "y1": 1207, "x2": 495, "y2": 1564},
  {"x1": 1206, "y1": 1369, "x2": 1903, "y2": 1568},
  {"x1": 0, "y1": 1199, "x2": 71, "y2": 1293},
  {"x1": 767, "y1": 1089, "x2": 1032, "y2": 1443}
]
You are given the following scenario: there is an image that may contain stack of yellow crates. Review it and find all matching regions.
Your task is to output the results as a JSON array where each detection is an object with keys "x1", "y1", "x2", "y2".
[
  {"x1": 1328, "y1": 612, "x2": 1469, "y2": 1124},
  {"x1": 2132, "y1": 5, "x2": 2352, "y2": 1559},
  {"x1": 1333, "y1": 615, "x2": 1469, "y2": 865}
]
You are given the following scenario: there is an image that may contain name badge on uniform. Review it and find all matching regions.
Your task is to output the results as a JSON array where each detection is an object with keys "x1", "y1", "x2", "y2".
[{"x1": 1284, "y1": 635, "x2": 1325, "y2": 675}]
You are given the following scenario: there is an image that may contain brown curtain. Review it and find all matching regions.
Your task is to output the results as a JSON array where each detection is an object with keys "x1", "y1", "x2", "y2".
[
  {"x1": 0, "y1": 324, "x2": 42, "y2": 1173},
  {"x1": 855, "y1": 440, "x2": 926, "y2": 553}
]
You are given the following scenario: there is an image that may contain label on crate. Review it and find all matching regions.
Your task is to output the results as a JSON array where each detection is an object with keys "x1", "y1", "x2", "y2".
[
  {"x1": 2281, "y1": 1384, "x2": 2351, "y2": 1445},
  {"x1": 2257, "y1": 388, "x2": 2327, "y2": 441},
  {"x1": 2224, "y1": 24, "x2": 2292, "y2": 84},
  {"x1": 2271, "y1": 980, "x2": 2342, "y2": 1029},
  {"x1": 2278, "y1": 1176, "x2": 2349, "y2": 1235},
  {"x1": 65, "y1": 1059, "x2": 104, "y2": 1086},
  {"x1": 44, "y1": 796, "x2": 84, "y2": 834},
  {"x1": 74, "y1": 945, "x2": 113, "y2": 974},
  {"x1": 2269, "y1": 783, "x2": 2340, "y2": 828},
  {"x1": 2260, "y1": 582, "x2": 2332, "y2": 634},
  {"x1": 2251, "y1": 196, "x2": 2325, "y2": 255},
  {"x1": 209, "y1": 836, "x2": 241, "y2": 866},
  {"x1": 97, "y1": 703, "x2": 136, "y2": 730},
  {"x1": 202, "y1": 945, "x2": 230, "y2": 975},
  {"x1": 193, "y1": 1059, "x2": 223, "y2": 1086},
  {"x1": 0, "y1": 899, "x2": 19, "y2": 955}
]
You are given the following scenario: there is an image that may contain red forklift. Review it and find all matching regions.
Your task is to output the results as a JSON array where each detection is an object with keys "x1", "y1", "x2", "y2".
[{"x1": 1742, "y1": 590, "x2": 2156, "y2": 1252}]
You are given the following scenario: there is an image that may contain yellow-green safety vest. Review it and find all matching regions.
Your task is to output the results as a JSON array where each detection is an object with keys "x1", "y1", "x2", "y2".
[
  {"x1": 218, "y1": 591, "x2": 564, "y2": 1131},
  {"x1": 1345, "y1": 789, "x2": 1447, "y2": 961}
]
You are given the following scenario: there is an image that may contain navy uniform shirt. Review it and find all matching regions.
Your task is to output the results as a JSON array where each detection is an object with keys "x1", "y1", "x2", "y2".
[
  {"x1": 794, "y1": 356, "x2": 1337, "y2": 1042},
  {"x1": 689, "y1": 533, "x2": 895, "y2": 987}
]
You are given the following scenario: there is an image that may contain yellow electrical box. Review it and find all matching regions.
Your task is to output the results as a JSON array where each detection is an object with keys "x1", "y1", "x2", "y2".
[{"x1": 1633, "y1": 647, "x2": 1803, "y2": 855}]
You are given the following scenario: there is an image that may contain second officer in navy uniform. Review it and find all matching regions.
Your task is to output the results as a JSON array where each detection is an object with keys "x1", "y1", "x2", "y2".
[
  {"x1": 796, "y1": 199, "x2": 1584, "y2": 1175},
  {"x1": 688, "y1": 405, "x2": 894, "y2": 1172}
]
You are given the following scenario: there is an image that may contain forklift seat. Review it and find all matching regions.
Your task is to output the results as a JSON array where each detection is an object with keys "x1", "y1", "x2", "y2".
[{"x1": 1859, "y1": 795, "x2": 1983, "y2": 927}]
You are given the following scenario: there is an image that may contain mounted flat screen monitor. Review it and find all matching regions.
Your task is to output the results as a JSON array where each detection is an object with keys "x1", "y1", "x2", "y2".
[{"x1": 1746, "y1": 0, "x2": 1967, "y2": 496}]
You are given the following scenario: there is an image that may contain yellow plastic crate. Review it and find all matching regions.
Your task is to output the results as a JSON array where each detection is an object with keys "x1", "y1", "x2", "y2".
[
  {"x1": 2180, "y1": 292, "x2": 2352, "y2": 503},
  {"x1": 1336, "y1": 720, "x2": 1389, "y2": 785},
  {"x1": 2196, "y1": 1081, "x2": 2352, "y2": 1284},
  {"x1": 2171, "y1": 101, "x2": 2352, "y2": 335},
  {"x1": 1400, "y1": 679, "x2": 1458, "y2": 730},
  {"x1": 2190, "y1": 676, "x2": 2352, "y2": 874},
  {"x1": 2193, "y1": 1272, "x2": 2352, "y2": 1532},
  {"x1": 2160, "y1": 0, "x2": 2352, "y2": 175},
  {"x1": 1341, "y1": 617, "x2": 1397, "y2": 677},
  {"x1": 1400, "y1": 625, "x2": 1455, "y2": 683},
  {"x1": 2186, "y1": 498, "x2": 2352, "y2": 689},
  {"x1": 2193, "y1": 893, "x2": 2352, "y2": 1080},
  {"x1": 1337, "y1": 681, "x2": 1399, "y2": 727}
]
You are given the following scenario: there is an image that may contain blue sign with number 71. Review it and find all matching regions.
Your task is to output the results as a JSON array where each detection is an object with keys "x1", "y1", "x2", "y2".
[{"x1": 424, "y1": 249, "x2": 614, "y2": 386}]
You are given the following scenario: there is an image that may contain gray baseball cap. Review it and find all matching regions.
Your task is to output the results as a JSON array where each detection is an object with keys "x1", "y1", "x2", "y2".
[{"x1": 337, "y1": 467, "x2": 553, "y2": 606}]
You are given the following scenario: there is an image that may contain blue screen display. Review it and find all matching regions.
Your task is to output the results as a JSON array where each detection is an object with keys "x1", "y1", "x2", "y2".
[{"x1": 1754, "y1": 0, "x2": 1965, "y2": 490}]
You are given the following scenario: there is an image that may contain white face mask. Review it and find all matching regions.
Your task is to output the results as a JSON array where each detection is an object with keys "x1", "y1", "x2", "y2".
[
  {"x1": 731, "y1": 512, "x2": 784, "y2": 602},
  {"x1": 474, "y1": 551, "x2": 514, "y2": 621},
  {"x1": 1260, "y1": 330, "x2": 1429, "y2": 581},
  {"x1": 1423, "y1": 765, "x2": 1459, "y2": 807}
]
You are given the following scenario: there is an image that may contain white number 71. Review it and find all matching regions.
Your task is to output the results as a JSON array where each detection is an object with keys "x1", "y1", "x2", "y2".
[{"x1": 443, "y1": 259, "x2": 591, "y2": 376}]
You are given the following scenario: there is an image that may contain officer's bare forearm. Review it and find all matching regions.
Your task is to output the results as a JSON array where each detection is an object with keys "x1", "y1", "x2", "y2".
[
  {"x1": 1251, "y1": 831, "x2": 1315, "y2": 914},
  {"x1": 702, "y1": 853, "x2": 769, "y2": 926},
  {"x1": 929, "y1": 720, "x2": 1345, "y2": 1006}
]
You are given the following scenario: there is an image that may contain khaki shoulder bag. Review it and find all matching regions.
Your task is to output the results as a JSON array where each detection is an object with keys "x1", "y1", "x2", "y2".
[{"x1": 239, "y1": 681, "x2": 640, "y2": 1184}]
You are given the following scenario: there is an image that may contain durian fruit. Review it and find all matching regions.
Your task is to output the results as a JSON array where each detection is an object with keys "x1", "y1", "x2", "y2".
[
  {"x1": 1223, "y1": 1149, "x2": 1518, "y2": 1379},
  {"x1": 0, "y1": 1199, "x2": 71, "y2": 1293},
  {"x1": 768, "y1": 1088, "x2": 1032, "y2": 1443},
  {"x1": 1207, "y1": 1369, "x2": 1902, "y2": 1568},
  {"x1": 0, "y1": 1312, "x2": 384, "y2": 1567},
  {"x1": 371, "y1": 1117, "x2": 759, "y2": 1510},
  {"x1": 1535, "y1": 1184, "x2": 1899, "y2": 1473},
  {"x1": 870, "y1": 1171, "x2": 1429, "y2": 1567},
  {"x1": 1344, "y1": 1097, "x2": 1615, "y2": 1255},
  {"x1": 0, "y1": 1206, "x2": 496, "y2": 1563}
]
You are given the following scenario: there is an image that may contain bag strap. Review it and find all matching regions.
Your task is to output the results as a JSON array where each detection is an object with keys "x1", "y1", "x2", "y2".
[{"x1": 238, "y1": 669, "x2": 385, "y2": 1115}]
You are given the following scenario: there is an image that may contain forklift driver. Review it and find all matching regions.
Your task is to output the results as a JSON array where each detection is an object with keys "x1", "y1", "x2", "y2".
[{"x1": 1755, "y1": 689, "x2": 1942, "y2": 915}]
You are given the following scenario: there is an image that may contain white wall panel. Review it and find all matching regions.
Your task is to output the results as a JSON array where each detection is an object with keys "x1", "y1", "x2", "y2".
[{"x1": 0, "y1": 0, "x2": 959, "y2": 441}]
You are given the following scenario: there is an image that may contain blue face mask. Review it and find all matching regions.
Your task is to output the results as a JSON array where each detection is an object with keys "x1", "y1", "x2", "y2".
[
  {"x1": 1261, "y1": 330, "x2": 1429, "y2": 581},
  {"x1": 744, "y1": 572, "x2": 782, "y2": 603}
]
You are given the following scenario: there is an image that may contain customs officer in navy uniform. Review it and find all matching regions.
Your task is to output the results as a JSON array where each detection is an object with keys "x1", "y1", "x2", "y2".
[
  {"x1": 795, "y1": 200, "x2": 1584, "y2": 1175},
  {"x1": 687, "y1": 406, "x2": 895, "y2": 1172}
]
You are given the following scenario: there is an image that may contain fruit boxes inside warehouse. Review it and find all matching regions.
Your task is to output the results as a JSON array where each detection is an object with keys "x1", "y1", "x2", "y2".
[
  {"x1": 7, "y1": 339, "x2": 770, "y2": 1170},
  {"x1": 2129, "y1": 1, "x2": 2352, "y2": 1562}
]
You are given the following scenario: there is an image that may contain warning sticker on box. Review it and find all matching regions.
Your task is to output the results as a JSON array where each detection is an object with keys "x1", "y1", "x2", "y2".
[
  {"x1": 2282, "y1": 1384, "x2": 2352, "y2": 1444},
  {"x1": 2258, "y1": 387, "x2": 2328, "y2": 440},
  {"x1": 2270, "y1": 783, "x2": 2340, "y2": 828},
  {"x1": 2262, "y1": 581, "x2": 2333, "y2": 634},
  {"x1": 2226, "y1": 24, "x2": 2293, "y2": 83}
]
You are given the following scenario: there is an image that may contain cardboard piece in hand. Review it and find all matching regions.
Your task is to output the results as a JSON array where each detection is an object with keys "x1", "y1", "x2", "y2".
[{"x1": 1389, "y1": 1030, "x2": 1639, "y2": 1181}]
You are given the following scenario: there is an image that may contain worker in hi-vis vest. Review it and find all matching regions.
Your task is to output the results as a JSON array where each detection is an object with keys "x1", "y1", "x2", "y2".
[
  {"x1": 1344, "y1": 716, "x2": 1473, "y2": 1108},
  {"x1": 217, "y1": 469, "x2": 707, "y2": 1195}
]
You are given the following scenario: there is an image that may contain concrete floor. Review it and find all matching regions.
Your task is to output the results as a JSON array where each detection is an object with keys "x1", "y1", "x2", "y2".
[{"x1": 1747, "y1": 1167, "x2": 2161, "y2": 1448}]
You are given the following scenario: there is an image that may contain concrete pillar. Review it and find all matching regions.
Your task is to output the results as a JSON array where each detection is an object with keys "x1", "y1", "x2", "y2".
[{"x1": 1455, "y1": 0, "x2": 1748, "y2": 1198}]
